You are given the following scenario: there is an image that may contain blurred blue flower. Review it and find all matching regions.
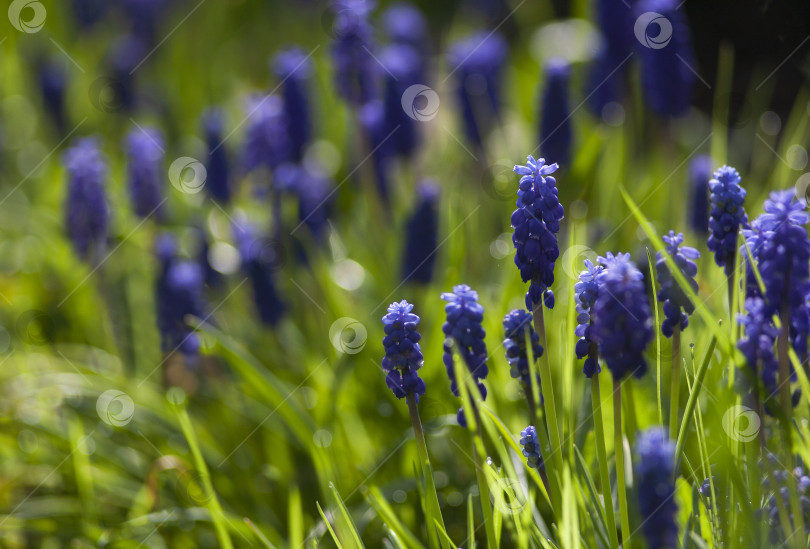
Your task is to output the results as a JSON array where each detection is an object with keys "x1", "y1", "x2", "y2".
[
  {"x1": 37, "y1": 59, "x2": 68, "y2": 134},
  {"x1": 201, "y1": 108, "x2": 232, "y2": 203},
  {"x1": 235, "y1": 224, "x2": 285, "y2": 326},
  {"x1": 273, "y1": 47, "x2": 313, "y2": 162},
  {"x1": 381, "y1": 300, "x2": 426, "y2": 400},
  {"x1": 737, "y1": 297, "x2": 785, "y2": 405},
  {"x1": 688, "y1": 155, "x2": 712, "y2": 235},
  {"x1": 520, "y1": 425, "x2": 544, "y2": 469},
  {"x1": 635, "y1": 0, "x2": 696, "y2": 116},
  {"x1": 592, "y1": 252, "x2": 653, "y2": 379},
  {"x1": 511, "y1": 155, "x2": 564, "y2": 309},
  {"x1": 540, "y1": 59, "x2": 571, "y2": 167},
  {"x1": 383, "y1": 2, "x2": 427, "y2": 53},
  {"x1": 124, "y1": 126, "x2": 165, "y2": 219},
  {"x1": 243, "y1": 95, "x2": 290, "y2": 173},
  {"x1": 655, "y1": 231, "x2": 699, "y2": 337},
  {"x1": 442, "y1": 284, "x2": 489, "y2": 426},
  {"x1": 401, "y1": 182, "x2": 439, "y2": 284},
  {"x1": 330, "y1": 0, "x2": 377, "y2": 106},
  {"x1": 381, "y1": 44, "x2": 423, "y2": 159},
  {"x1": 635, "y1": 427, "x2": 678, "y2": 549},
  {"x1": 575, "y1": 259, "x2": 604, "y2": 377},
  {"x1": 63, "y1": 137, "x2": 110, "y2": 261},
  {"x1": 274, "y1": 163, "x2": 333, "y2": 239},
  {"x1": 503, "y1": 309, "x2": 543, "y2": 388},
  {"x1": 358, "y1": 100, "x2": 393, "y2": 201},
  {"x1": 707, "y1": 165, "x2": 747, "y2": 275}
]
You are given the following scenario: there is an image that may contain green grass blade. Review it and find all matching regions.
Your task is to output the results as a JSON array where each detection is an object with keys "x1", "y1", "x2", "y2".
[
  {"x1": 329, "y1": 483, "x2": 365, "y2": 548},
  {"x1": 467, "y1": 494, "x2": 476, "y2": 549},
  {"x1": 317, "y1": 502, "x2": 344, "y2": 549},
  {"x1": 674, "y1": 335, "x2": 718, "y2": 466},
  {"x1": 365, "y1": 487, "x2": 426, "y2": 549},
  {"x1": 646, "y1": 248, "x2": 664, "y2": 426}
]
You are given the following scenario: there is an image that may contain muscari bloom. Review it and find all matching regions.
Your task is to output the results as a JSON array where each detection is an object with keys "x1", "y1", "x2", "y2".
[
  {"x1": 358, "y1": 100, "x2": 393, "y2": 200},
  {"x1": 383, "y1": 2, "x2": 427, "y2": 53},
  {"x1": 381, "y1": 43, "x2": 423, "y2": 159},
  {"x1": 273, "y1": 48, "x2": 313, "y2": 162},
  {"x1": 744, "y1": 190, "x2": 810, "y2": 358},
  {"x1": 124, "y1": 126, "x2": 165, "y2": 219},
  {"x1": 201, "y1": 108, "x2": 232, "y2": 203},
  {"x1": 442, "y1": 284, "x2": 489, "y2": 427},
  {"x1": 636, "y1": 427, "x2": 678, "y2": 549},
  {"x1": 737, "y1": 297, "x2": 785, "y2": 406},
  {"x1": 235, "y1": 224, "x2": 285, "y2": 326},
  {"x1": 707, "y1": 165, "x2": 747, "y2": 275},
  {"x1": 635, "y1": 0, "x2": 696, "y2": 117},
  {"x1": 591, "y1": 252, "x2": 653, "y2": 379},
  {"x1": 381, "y1": 300, "x2": 426, "y2": 400},
  {"x1": 37, "y1": 59, "x2": 68, "y2": 134},
  {"x1": 539, "y1": 58, "x2": 572, "y2": 167},
  {"x1": 519, "y1": 425, "x2": 544, "y2": 469},
  {"x1": 511, "y1": 155, "x2": 564, "y2": 309},
  {"x1": 274, "y1": 163, "x2": 333, "y2": 239},
  {"x1": 243, "y1": 95, "x2": 290, "y2": 173},
  {"x1": 155, "y1": 235, "x2": 206, "y2": 356},
  {"x1": 575, "y1": 259, "x2": 605, "y2": 377},
  {"x1": 63, "y1": 137, "x2": 110, "y2": 261},
  {"x1": 762, "y1": 456, "x2": 810, "y2": 543},
  {"x1": 688, "y1": 155, "x2": 712, "y2": 235},
  {"x1": 656, "y1": 231, "x2": 699, "y2": 337},
  {"x1": 447, "y1": 31, "x2": 508, "y2": 148},
  {"x1": 330, "y1": 0, "x2": 377, "y2": 106},
  {"x1": 503, "y1": 309, "x2": 543, "y2": 388},
  {"x1": 401, "y1": 182, "x2": 439, "y2": 284}
]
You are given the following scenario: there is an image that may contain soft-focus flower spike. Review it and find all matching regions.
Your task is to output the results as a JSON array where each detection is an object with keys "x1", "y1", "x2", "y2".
[
  {"x1": 243, "y1": 95, "x2": 290, "y2": 173},
  {"x1": 574, "y1": 258, "x2": 605, "y2": 377},
  {"x1": 37, "y1": 59, "x2": 68, "y2": 134},
  {"x1": 381, "y1": 300, "x2": 426, "y2": 400},
  {"x1": 124, "y1": 126, "x2": 165, "y2": 219},
  {"x1": 707, "y1": 165, "x2": 747, "y2": 275},
  {"x1": 330, "y1": 0, "x2": 377, "y2": 106},
  {"x1": 539, "y1": 58, "x2": 572, "y2": 167},
  {"x1": 447, "y1": 31, "x2": 508, "y2": 147},
  {"x1": 635, "y1": 427, "x2": 678, "y2": 549},
  {"x1": 358, "y1": 100, "x2": 393, "y2": 201},
  {"x1": 763, "y1": 458, "x2": 810, "y2": 543},
  {"x1": 510, "y1": 155, "x2": 564, "y2": 309},
  {"x1": 442, "y1": 284, "x2": 489, "y2": 426},
  {"x1": 63, "y1": 137, "x2": 110, "y2": 261},
  {"x1": 688, "y1": 155, "x2": 712, "y2": 235},
  {"x1": 201, "y1": 108, "x2": 232, "y2": 203},
  {"x1": 401, "y1": 182, "x2": 439, "y2": 284},
  {"x1": 274, "y1": 163, "x2": 334, "y2": 239},
  {"x1": 737, "y1": 297, "x2": 788, "y2": 408},
  {"x1": 519, "y1": 425, "x2": 544, "y2": 469},
  {"x1": 382, "y1": 2, "x2": 427, "y2": 51},
  {"x1": 655, "y1": 231, "x2": 699, "y2": 337},
  {"x1": 273, "y1": 47, "x2": 313, "y2": 162},
  {"x1": 381, "y1": 44, "x2": 423, "y2": 159},
  {"x1": 503, "y1": 309, "x2": 543, "y2": 388},
  {"x1": 235, "y1": 224, "x2": 285, "y2": 326},
  {"x1": 635, "y1": 0, "x2": 696, "y2": 116},
  {"x1": 592, "y1": 252, "x2": 653, "y2": 379}
]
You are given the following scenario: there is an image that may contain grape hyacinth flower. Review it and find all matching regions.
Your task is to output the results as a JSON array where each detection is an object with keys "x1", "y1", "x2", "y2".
[
  {"x1": 383, "y1": 2, "x2": 427, "y2": 53},
  {"x1": 744, "y1": 190, "x2": 810, "y2": 359},
  {"x1": 636, "y1": 428, "x2": 678, "y2": 549},
  {"x1": 381, "y1": 44, "x2": 423, "y2": 159},
  {"x1": 274, "y1": 163, "x2": 333, "y2": 240},
  {"x1": 358, "y1": 100, "x2": 393, "y2": 200},
  {"x1": 503, "y1": 309, "x2": 543, "y2": 388},
  {"x1": 37, "y1": 59, "x2": 68, "y2": 134},
  {"x1": 442, "y1": 284, "x2": 489, "y2": 426},
  {"x1": 330, "y1": 0, "x2": 377, "y2": 106},
  {"x1": 63, "y1": 137, "x2": 110, "y2": 262},
  {"x1": 155, "y1": 235, "x2": 206, "y2": 356},
  {"x1": 124, "y1": 126, "x2": 165, "y2": 219},
  {"x1": 381, "y1": 300, "x2": 426, "y2": 400},
  {"x1": 592, "y1": 252, "x2": 653, "y2": 379},
  {"x1": 201, "y1": 108, "x2": 232, "y2": 203},
  {"x1": 737, "y1": 297, "x2": 785, "y2": 406},
  {"x1": 235, "y1": 224, "x2": 285, "y2": 326},
  {"x1": 401, "y1": 182, "x2": 439, "y2": 284},
  {"x1": 688, "y1": 155, "x2": 712, "y2": 236},
  {"x1": 708, "y1": 165, "x2": 748, "y2": 275},
  {"x1": 511, "y1": 155, "x2": 564, "y2": 309},
  {"x1": 656, "y1": 231, "x2": 699, "y2": 337},
  {"x1": 574, "y1": 259, "x2": 605, "y2": 377},
  {"x1": 635, "y1": 0, "x2": 696, "y2": 117},
  {"x1": 539, "y1": 59, "x2": 571, "y2": 167},
  {"x1": 519, "y1": 426, "x2": 544, "y2": 469},
  {"x1": 243, "y1": 95, "x2": 290, "y2": 173},
  {"x1": 763, "y1": 458, "x2": 810, "y2": 543},
  {"x1": 273, "y1": 48, "x2": 313, "y2": 162},
  {"x1": 447, "y1": 31, "x2": 507, "y2": 148}
]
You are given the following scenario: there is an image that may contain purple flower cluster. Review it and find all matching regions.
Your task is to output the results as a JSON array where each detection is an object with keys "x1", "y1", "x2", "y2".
[
  {"x1": 273, "y1": 48, "x2": 313, "y2": 163},
  {"x1": 539, "y1": 59, "x2": 571, "y2": 167},
  {"x1": 737, "y1": 298, "x2": 784, "y2": 404},
  {"x1": 511, "y1": 155, "x2": 564, "y2": 309},
  {"x1": 503, "y1": 309, "x2": 543, "y2": 388},
  {"x1": 330, "y1": 0, "x2": 377, "y2": 106},
  {"x1": 707, "y1": 165, "x2": 747, "y2": 274},
  {"x1": 520, "y1": 425, "x2": 543, "y2": 469},
  {"x1": 124, "y1": 126, "x2": 165, "y2": 219},
  {"x1": 243, "y1": 95, "x2": 290, "y2": 173},
  {"x1": 381, "y1": 300, "x2": 426, "y2": 400},
  {"x1": 63, "y1": 137, "x2": 110, "y2": 261},
  {"x1": 574, "y1": 259, "x2": 604, "y2": 377},
  {"x1": 401, "y1": 183, "x2": 439, "y2": 284},
  {"x1": 635, "y1": 427, "x2": 678, "y2": 549},
  {"x1": 656, "y1": 231, "x2": 699, "y2": 337},
  {"x1": 442, "y1": 284, "x2": 489, "y2": 426}
]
